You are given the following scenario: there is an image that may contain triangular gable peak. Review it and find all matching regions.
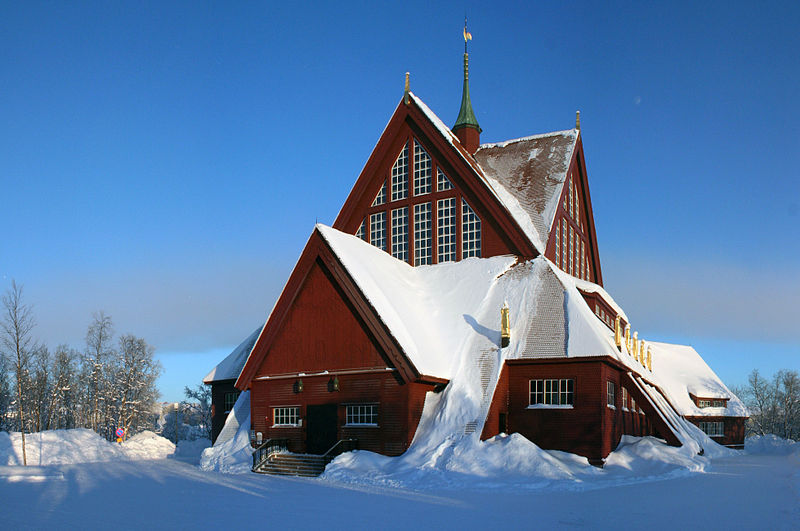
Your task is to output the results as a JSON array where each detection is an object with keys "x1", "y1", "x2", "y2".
[
  {"x1": 333, "y1": 93, "x2": 538, "y2": 265},
  {"x1": 475, "y1": 131, "x2": 604, "y2": 286},
  {"x1": 235, "y1": 228, "x2": 421, "y2": 390}
]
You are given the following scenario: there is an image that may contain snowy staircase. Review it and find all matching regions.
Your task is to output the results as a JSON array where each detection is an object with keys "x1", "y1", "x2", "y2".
[
  {"x1": 252, "y1": 439, "x2": 358, "y2": 477},
  {"x1": 255, "y1": 453, "x2": 328, "y2": 477}
]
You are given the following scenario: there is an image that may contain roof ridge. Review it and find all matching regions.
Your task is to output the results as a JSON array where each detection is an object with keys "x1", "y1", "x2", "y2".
[{"x1": 478, "y1": 129, "x2": 578, "y2": 150}]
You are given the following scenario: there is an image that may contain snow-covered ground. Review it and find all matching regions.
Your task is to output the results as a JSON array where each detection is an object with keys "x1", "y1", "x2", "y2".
[{"x1": 0, "y1": 429, "x2": 798, "y2": 530}]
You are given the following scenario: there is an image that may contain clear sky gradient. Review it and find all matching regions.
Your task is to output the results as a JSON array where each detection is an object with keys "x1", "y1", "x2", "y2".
[{"x1": 2, "y1": 2, "x2": 798, "y2": 402}]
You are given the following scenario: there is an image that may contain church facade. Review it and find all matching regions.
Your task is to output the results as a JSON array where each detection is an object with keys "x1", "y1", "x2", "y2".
[{"x1": 219, "y1": 48, "x2": 747, "y2": 465}]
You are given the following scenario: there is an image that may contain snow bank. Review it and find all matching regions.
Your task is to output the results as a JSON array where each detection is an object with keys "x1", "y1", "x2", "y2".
[
  {"x1": 199, "y1": 391, "x2": 253, "y2": 474},
  {"x1": 323, "y1": 433, "x2": 725, "y2": 492},
  {"x1": 121, "y1": 430, "x2": 176, "y2": 460},
  {"x1": 745, "y1": 434, "x2": 799, "y2": 455},
  {"x1": 175, "y1": 438, "x2": 211, "y2": 464},
  {"x1": 0, "y1": 429, "x2": 181, "y2": 465}
]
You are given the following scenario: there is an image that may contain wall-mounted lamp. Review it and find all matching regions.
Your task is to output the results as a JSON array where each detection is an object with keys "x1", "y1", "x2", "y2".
[
  {"x1": 293, "y1": 379, "x2": 304, "y2": 393},
  {"x1": 328, "y1": 376, "x2": 340, "y2": 392}
]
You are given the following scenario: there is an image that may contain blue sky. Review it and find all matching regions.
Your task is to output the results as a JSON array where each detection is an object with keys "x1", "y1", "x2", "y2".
[{"x1": 1, "y1": 2, "x2": 798, "y2": 402}]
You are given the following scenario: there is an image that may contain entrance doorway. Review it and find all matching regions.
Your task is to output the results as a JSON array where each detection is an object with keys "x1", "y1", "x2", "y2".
[{"x1": 306, "y1": 404, "x2": 338, "y2": 455}]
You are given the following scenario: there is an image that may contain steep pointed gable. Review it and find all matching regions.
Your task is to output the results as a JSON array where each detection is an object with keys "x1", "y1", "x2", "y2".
[
  {"x1": 235, "y1": 227, "x2": 421, "y2": 390},
  {"x1": 333, "y1": 93, "x2": 539, "y2": 263}
]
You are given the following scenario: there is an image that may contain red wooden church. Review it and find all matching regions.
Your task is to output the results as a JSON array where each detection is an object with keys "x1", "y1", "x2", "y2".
[{"x1": 208, "y1": 42, "x2": 747, "y2": 469}]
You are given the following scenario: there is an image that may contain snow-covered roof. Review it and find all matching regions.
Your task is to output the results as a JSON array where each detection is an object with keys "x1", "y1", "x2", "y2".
[
  {"x1": 646, "y1": 341, "x2": 748, "y2": 418},
  {"x1": 409, "y1": 93, "x2": 577, "y2": 255},
  {"x1": 572, "y1": 277, "x2": 629, "y2": 323},
  {"x1": 203, "y1": 328, "x2": 261, "y2": 384},
  {"x1": 317, "y1": 225, "x2": 634, "y2": 380},
  {"x1": 316, "y1": 226, "x2": 746, "y2": 423},
  {"x1": 474, "y1": 131, "x2": 578, "y2": 254}
]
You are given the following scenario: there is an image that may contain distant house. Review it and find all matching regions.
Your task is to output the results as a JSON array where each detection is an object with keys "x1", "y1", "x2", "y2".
[
  {"x1": 203, "y1": 328, "x2": 259, "y2": 444},
  {"x1": 212, "y1": 45, "x2": 747, "y2": 467}
]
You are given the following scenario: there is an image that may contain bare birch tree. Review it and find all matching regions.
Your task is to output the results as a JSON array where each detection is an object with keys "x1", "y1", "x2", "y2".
[
  {"x1": 84, "y1": 312, "x2": 114, "y2": 435},
  {"x1": 0, "y1": 281, "x2": 36, "y2": 465}
]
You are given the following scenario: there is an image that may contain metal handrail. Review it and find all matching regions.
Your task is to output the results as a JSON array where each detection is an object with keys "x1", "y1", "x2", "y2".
[
  {"x1": 322, "y1": 438, "x2": 359, "y2": 464},
  {"x1": 251, "y1": 438, "x2": 289, "y2": 471}
]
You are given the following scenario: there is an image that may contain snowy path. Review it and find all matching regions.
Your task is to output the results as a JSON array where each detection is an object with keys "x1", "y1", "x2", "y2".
[{"x1": 1, "y1": 453, "x2": 798, "y2": 530}]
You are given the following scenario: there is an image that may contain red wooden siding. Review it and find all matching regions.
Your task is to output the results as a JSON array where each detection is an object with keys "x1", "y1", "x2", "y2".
[
  {"x1": 495, "y1": 358, "x2": 659, "y2": 462},
  {"x1": 250, "y1": 372, "x2": 436, "y2": 455},
  {"x1": 255, "y1": 259, "x2": 388, "y2": 378},
  {"x1": 544, "y1": 139, "x2": 603, "y2": 286}
]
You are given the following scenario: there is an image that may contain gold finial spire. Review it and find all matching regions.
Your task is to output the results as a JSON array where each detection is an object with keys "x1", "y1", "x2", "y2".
[
  {"x1": 576, "y1": 110, "x2": 581, "y2": 130},
  {"x1": 500, "y1": 302, "x2": 511, "y2": 348},
  {"x1": 614, "y1": 316, "x2": 622, "y2": 350},
  {"x1": 404, "y1": 72, "x2": 410, "y2": 105}
]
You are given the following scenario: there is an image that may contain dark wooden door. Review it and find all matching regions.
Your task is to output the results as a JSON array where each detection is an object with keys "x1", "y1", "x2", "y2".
[{"x1": 306, "y1": 404, "x2": 338, "y2": 454}]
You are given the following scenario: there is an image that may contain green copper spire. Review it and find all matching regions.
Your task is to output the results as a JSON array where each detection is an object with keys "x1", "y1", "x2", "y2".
[{"x1": 453, "y1": 21, "x2": 481, "y2": 133}]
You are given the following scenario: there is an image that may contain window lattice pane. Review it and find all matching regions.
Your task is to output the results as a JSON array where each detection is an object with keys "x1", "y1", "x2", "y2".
[
  {"x1": 370, "y1": 212, "x2": 386, "y2": 251},
  {"x1": 462, "y1": 199, "x2": 481, "y2": 258},
  {"x1": 530, "y1": 379, "x2": 574, "y2": 406},
  {"x1": 607, "y1": 381, "x2": 615, "y2": 406},
  {"x1": 346, "y1": 404, "x2": 378, "y2": 425},
  {"x1": 391, "y1": 143, "x2": 408, "y2": 201},
  {"x1": 224, "y1": 391, "x2": 240, "y2": 412},
  {"x1": 414, "y1": 203, "x2": 432, "y2": 266},
  {"x1": 391, "y1": 207, "x2": 408, "y2": 261},
  {"x1": 529, "y1": 380, "x2": 544, "y2": 405},
  {"x1": 569, "y1": 177, "x2": 574, "y2": 219},
  {"x1": 355, "y1": 219, "x2": 366, "y2": 240},
  {"x1": 413, "y1": 140, "x2": 432, "y2": 196},
  {"x1": 437, "y1": 198, "x2": 456, "y2": 262},
  {"x1": 561, "y1": 219, "x2": 567, "y2": 268},
  {"x1": 575, "y1": 181, "x2": 580, "y2": 226},
  {"x1": 437, "y1": 168, "x2": 453, "y2": 191},
  {"x1": 273, "y1": 407, "x2": 299, "y2": 426},
  {"x1": 581, "y1": 239, "x2": 585, "y2": 280},
  {"x1": 569, "y1": 225, "x2": 574, "y2": 275},
  {"x1": 555, "y1": 222, "x2": 561, "y2": 267},
  {"x1": 371, "y1": 182, "x2": 386, "y2": 206}
]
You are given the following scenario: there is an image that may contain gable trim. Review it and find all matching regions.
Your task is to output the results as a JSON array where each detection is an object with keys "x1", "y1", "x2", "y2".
[
  {"x1": 235, "y1": 228, "x2": 420, "y2": 390},
  {"x1": 333, "y1": 95, "x2": 538, "y2": 259}
]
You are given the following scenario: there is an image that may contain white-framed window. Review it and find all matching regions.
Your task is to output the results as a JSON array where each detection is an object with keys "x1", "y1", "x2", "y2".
[
  {"x1": 355, "y1": 219, "x2": 366, "y2": 241},
  {"x1": 437, "y1": 168, "x2": 453, "y2": 191},
  {"x1": 698, "y1": 399, "x2": 712, "y2": 408},
  {"x1": 437, "y1": 198, "x2": 456, "y2": 262},
  {"x1": 561, "y1": 219, "x2": 567, "y2": 269},
  {"x1": 555, "y1": 222, "x2": 561, "y2": 267},
  {"x1": 391, "y1": 143, "x2": 409, "y2": 201},
  {"x1": 575, "y1": 180, "x2": 580, "y2": 226},
  {"x1": 631, "y1": 396, "x2": 637, "y2": 411},
  {"x1": 529, "y1": 379, "x2": 574, "y2": 406},
  {"x1": 713, "y1": 399, "x2": 726, "y2": 407},
  {"x1": 224, "y1": 391, "x2": 240, "y2": 413},
  {"x1": 569, "y1": 175, "x2": 574, "y2": 219},
  {"x1": 607, "y1": 381, "x2": 615, "y2": 408},
  {"x1": 569, "y1": 225, "x2": 574, "y2": 275},
  {"x1": 581, "y1": 240, "x2": 585, "y2": 280},
  {"x1": 413, "y1": 140, "x2": 432, "y2": 196},
  {"x1": 414, "y1": 202, "x2": 432, "y2": 265},
  {"x1": 462, "y1": 199, "x2": 481, "y2": 258},
  {"x1": 346, "y1": 404, "x2": 378, "y2": 426},
  {"x1": 699, "y1": 421, "x2": 725, "y2": 437},
  {"x1": 391, "y1": 207, "x2": 408, "y2": 261},
  {"x1": 621, "y1": 387, "x2": 629, "y2": 410},
  {"x1": 371, "y1": 182, "x2": 386, "y2": 207},
  {"x1": 272, "y1": 406, "x2": 300, "y2": 427},
  {"x1": 563, "y1": 175, "x2": 569, "y2": 211},
  {"x1": 370, "y1": 212, "x2": 386, "y2": 250}
]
